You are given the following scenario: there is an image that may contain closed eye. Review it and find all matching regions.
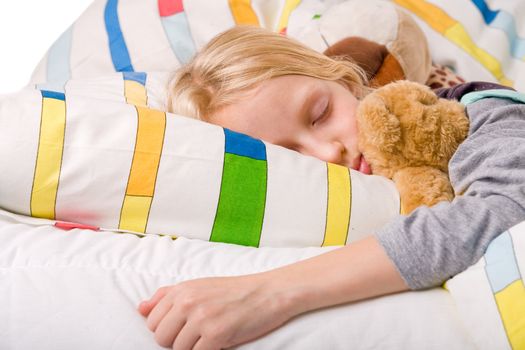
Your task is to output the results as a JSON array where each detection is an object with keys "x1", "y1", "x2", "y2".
[{"x1": 312, "y1": 100, "x2": 330, "y2": 126}]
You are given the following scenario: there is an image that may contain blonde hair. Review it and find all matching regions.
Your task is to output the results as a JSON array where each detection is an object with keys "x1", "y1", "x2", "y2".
[{"x1": 168, "y1": 25, "x2": 369, "y2": 120}]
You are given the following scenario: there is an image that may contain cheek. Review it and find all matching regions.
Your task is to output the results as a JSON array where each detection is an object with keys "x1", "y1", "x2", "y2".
[{"x1": 335, "y1": 101, "x2": 359, "y2": 135}]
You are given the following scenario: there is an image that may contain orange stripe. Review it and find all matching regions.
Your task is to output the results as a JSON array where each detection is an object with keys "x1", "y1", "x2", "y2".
[
  {"x1": 229, "y1": 0, "x2": 259, "y2": 25},
  {"x1": 127, "y1": 106, "x2": 166, "y2": 197}
]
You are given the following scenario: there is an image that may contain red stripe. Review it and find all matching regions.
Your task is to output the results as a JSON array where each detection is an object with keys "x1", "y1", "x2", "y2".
[
  {"x1": 159, "y1": 0, "x2": 184, "y2": 17},
  {"x1": 55, "y1": 221, "x2": 100, "y2": 231}
]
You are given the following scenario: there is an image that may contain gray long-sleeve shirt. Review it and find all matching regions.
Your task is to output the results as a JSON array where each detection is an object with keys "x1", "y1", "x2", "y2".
[{"x1": 376, "y1": 83, "x2": 525, "y2": 289}]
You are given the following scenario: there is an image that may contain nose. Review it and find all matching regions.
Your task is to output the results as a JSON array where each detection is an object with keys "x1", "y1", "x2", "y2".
[{"x1": 308, "y1": 140, "x2": 346, "y2": 165}]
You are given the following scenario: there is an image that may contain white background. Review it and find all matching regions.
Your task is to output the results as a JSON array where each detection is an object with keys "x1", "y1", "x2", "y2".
[{"x1": 0, "y1": 0, "x2": 93, "y2": 94}]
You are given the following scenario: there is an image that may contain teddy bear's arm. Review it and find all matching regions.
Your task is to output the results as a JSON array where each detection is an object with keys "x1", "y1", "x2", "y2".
[{"x1": 393, "y1": 166, "x2": 454, "y2": 215}]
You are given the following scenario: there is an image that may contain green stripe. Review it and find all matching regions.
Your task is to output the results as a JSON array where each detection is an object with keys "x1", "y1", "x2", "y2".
[{"x1": 210, "y1": 154, "x2": 267, "y2": 246}]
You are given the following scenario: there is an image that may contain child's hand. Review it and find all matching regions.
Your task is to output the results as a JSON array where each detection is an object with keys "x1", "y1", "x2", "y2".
[{"x1": 138, "y1": 274, "x2": 296, "y2": 350}]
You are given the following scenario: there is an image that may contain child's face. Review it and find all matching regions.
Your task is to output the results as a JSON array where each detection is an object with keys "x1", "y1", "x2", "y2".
[{"x1": 210, "y1": 75, "x2": 371, "y2": 174}]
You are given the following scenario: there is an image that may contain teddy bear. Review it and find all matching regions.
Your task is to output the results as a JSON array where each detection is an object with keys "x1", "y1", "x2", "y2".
[
  {"x1": 356, "y1": 80, "x2": 470, "y2": 214},
  {"x1": 291, "y1": 0, "x2": 433, "y2": 86}
]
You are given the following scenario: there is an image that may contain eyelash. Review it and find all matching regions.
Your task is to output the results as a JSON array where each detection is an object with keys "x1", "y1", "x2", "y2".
[{"x1": 312, "y1": 101, "x2": 330, "y2": 126}]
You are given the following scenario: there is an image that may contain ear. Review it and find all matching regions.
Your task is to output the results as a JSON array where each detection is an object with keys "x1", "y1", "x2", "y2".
[
  {"x1": 370, "y1": 53, "x2": 405, "y2": 87},
  {"x1": 324, "y1": 37, "x2": 389, "y2": 83},
  {"x1": 357, "y1": 94, "x2": 402, "y2": 154}
]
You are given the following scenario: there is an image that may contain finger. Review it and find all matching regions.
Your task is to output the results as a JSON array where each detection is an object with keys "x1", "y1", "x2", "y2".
[
  {"x1": 153, "y1": 305, "x2": 186, "y2": 348},
  {"x1": 138, "y1": 301, "x2": 152, "y2": 317},
  {"x1": 146, "y1": 293, "x2": 175, "y2": 332},
  {"x1": 171, "y1": 320, "x2": 201, "y2": 350},
  {"x1": 139, "y1": 286, "x2": 172, "y2": 318},
  {"x1": 192, "y1": 337, "x2": 217, "y2": 350}
]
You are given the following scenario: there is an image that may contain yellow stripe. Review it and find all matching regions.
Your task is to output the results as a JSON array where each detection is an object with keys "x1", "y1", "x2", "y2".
[
  {"x1": 31, "y1": 97, "x2": 66, "y2": 219},
  {"x1": 277, "y1": 0, "x2": 301, "y2": 32},
  {"x1": 445, "y1": 24, "x2": 513, "y2": 86},
  {"x1": 393, "y1": 0, "x2": 513, "y2": 87},
  {"x1": 124, "y1": 80, "x2": 147, "y2": 106},
  {"x1": 119, "y1": 106, "x2": 166, "y2": 232},
  {"x1": 393, "y1": 0, "x2": 455, "y2": 33},
  {"x1": 120, "y1": 195, "x2": 153, "y2": 232},
  {"x1": 322, "y1": 163, "x2": 351, "y2": 246},
  {"x1": 495, "y1": 280, "x2": 525, "y2": 349},
  {"x1": 229, "y1": 0, "x2": 259, "y2": 26}
]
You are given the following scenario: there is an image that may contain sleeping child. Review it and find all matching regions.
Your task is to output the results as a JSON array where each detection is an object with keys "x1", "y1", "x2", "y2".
[{"x1": 138, "y1": 26, "x2": 525, "y2": 350}]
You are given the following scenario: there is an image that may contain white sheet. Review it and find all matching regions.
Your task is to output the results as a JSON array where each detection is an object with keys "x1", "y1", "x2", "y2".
[{"x1": 0, "y1": 209, "x2": 475, "y2": 349}]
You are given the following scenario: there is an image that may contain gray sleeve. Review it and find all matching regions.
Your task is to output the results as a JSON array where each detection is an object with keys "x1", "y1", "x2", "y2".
[{"x1": 376, "y1": 97, "x2": 525, "y2": 290}]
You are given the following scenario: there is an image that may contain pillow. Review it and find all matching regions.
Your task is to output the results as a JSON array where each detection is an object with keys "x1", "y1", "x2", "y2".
[
  {"x1": 30, "y1": 0, "x2": 525, "y2": 93},
  {"x1": 30, "y1": 0, "x2": 435, "y2": 90},
  {"x1": 391, "y1": 0, "x2": 525, "y2": 91},
  {"x1": 31, "y1": 0, "x2": 318, "y2": 87},
  {"x1": 446, "y1": 220, "x2": 525, "y2": 350},
  {"x1": 0, "y1": 72, "x2": 399, "y2": 247}
]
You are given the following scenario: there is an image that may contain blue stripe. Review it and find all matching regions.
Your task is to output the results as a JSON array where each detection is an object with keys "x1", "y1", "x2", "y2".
[
  {"x1": 41, "y1": 90, "x2": 66, "y2": 101},
  {"x1": 224, "y1": 129, "x2": 267, "y2": 161},
  {"x1": 484, "y1": 231, "x2": 521, "y2": 293},
  {"x1": 470, "y1": 0, "x2": 525, "y2": 60},
  {"x1": 471, "y1": 0, "x2": 499, "y2": 24},
  {"x1": 38, "y1": 25, "x2": 73, "y2": 93},
  {"x1": 104, "y1": 0, "x2": 134, "y2": 72},
  {"x1": 491, "y1": 13, "x2": 525, "y2": 59},
  {"x1": 161, "y1": 12, "x2": 196, "y2": 64},
  {"x1": 123, "y1": 71, "x2": 147, "y2": 85}
]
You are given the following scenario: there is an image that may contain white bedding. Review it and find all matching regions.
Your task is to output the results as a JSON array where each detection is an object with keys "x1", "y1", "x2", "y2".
[{"x1": 0, "y1": 209, "x2": 475, "y2": 349}]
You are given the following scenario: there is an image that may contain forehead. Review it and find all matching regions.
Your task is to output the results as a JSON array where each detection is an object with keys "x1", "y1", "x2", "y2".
[{"x1": 209, "y1": 75, "x2": 315, "y2": 140}]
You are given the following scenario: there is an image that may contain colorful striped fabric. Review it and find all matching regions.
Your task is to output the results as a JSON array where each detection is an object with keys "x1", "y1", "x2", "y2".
[
  {"x1": 123, "y1": 71, "x2": 148, "y2": 106},
  {"x1": 31, "y1": 0, "x2": 310, "y2": 87},
  {"x1": 30, "y1": 0, "x2": 525, "y2": 93},
  {"x1": 229, "y1": 0, "x2": 260, "y2": 26},
  {"x1": 391, "y1": 0, "x2": 525, "y2": 90},
  {"x1": 119, "y1": 106, "x2": 166, "y2": 233},
  {"x1": 484, "y1": 231, "x2": 525, "y2": 349},
  {"x1": 471, "y1": 0, "x2": 525, "y2": 60},
  {"x1": 447, "y1": 220, "x2": 525, "y2": 350},
  {"x1": 30, "y1": 91, "x2": 66, "y2": 220},
  {"x1": 393, "y1": 0, "x2": 513, "y2": 87},
  {"x1": 0, "y1": 73, "x2": 400, "y2": 246},
  {"x1": 37, "y1": 27, "x2": 73, "y2": 93},
  {"x1": 119, "y1": 71, "x2": 166, "y2": 234},
  {"x1": 210, "y1": 129, "x2": 267, "y2": 247},
  {"x1": 277, "y1": 0, "x2": 301, "y2": 34},
  {"x1": 158, "y1": 0, "x2": 196, "y2": 64},
  {"x1": 322, "y1": 163, "x2": 351, "y2": 246},
  {"x1": 104, "y1": 0, "x2": 134, "y2": 72}
]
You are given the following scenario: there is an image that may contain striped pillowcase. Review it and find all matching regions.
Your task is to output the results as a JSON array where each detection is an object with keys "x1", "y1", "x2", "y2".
[{"x1": 0, "y1": 73, "x2": 400, "y2": 247}]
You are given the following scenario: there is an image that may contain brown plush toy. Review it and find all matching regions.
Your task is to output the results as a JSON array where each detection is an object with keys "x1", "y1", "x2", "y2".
[
  {"x1": 356, "y1": 80, "x2": 470, "y2": 214},
  {"x1": 319, "y1": 0, "x2": 432, "y2": 87}
]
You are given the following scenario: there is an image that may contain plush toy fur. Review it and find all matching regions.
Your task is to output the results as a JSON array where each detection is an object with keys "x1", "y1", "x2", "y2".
[{"x1": 356, "y1": 81, "x2": 470, "y2": 214}]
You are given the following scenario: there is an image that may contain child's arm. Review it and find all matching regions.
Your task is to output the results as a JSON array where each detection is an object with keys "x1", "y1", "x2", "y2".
[{"x1": 138, "y1": 235, "x2": 407, "y2": 350}]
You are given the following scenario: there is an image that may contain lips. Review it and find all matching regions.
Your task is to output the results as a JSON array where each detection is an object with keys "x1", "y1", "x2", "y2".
[{"x1": 358, "y1": 155, "x2": 372, "y2": 175}]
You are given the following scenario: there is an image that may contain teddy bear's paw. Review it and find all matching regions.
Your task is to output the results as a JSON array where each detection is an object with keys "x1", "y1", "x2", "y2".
[{"x1": 393, "y1": 166, "x2": 454, "y2": 215}]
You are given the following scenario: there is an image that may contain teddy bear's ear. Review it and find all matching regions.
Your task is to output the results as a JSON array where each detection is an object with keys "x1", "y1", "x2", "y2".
[
  {"x1": 357, "y1": 94, "x2": 402, "y2": 154},
  {"x1": 317, "y1": 0, "x2": 431, "y2": 85},
  {"x1": 324, "y1": 37, "x2": 405, "y2": 88}
]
